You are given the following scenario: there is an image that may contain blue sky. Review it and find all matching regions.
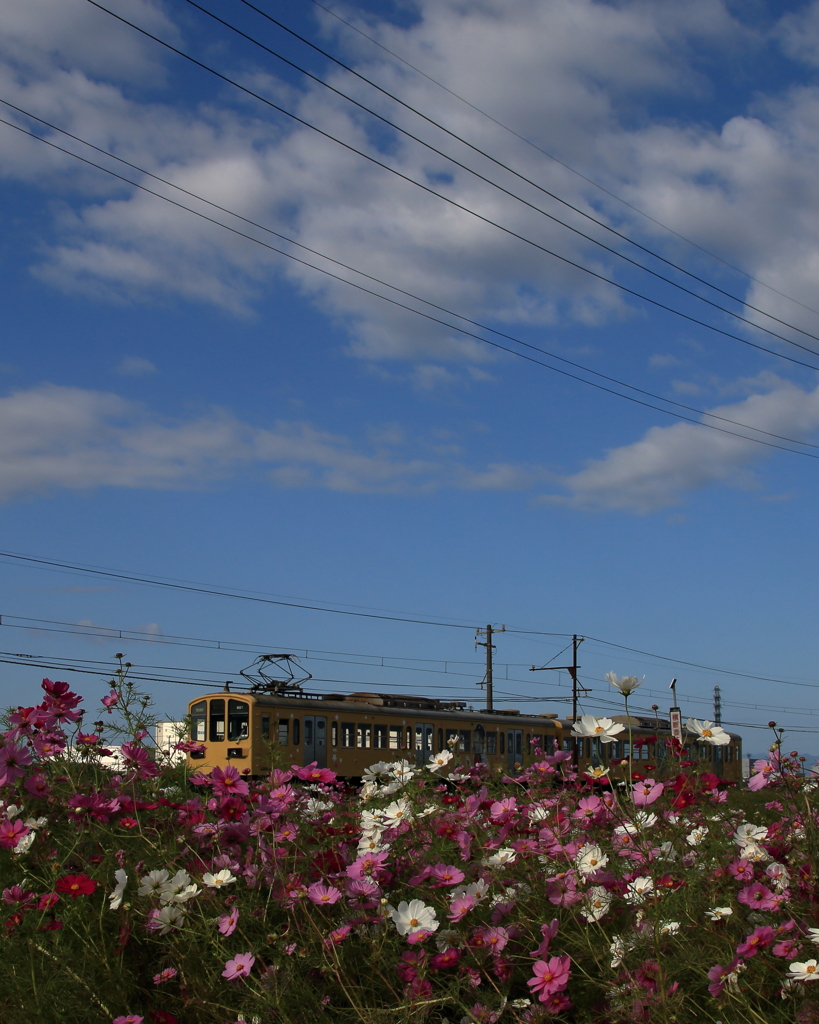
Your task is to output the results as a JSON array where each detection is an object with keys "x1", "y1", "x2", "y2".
[{"x1": 2, "y1": 0, "x2": 819, "y2": 756}]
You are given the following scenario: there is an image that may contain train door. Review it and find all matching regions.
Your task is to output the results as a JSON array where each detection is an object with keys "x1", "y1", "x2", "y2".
[
  {"x1": 414, "y1": 724, "x2": 434, "y2": 766},
  {"x1": 303, "y1": 715, "x2": 328, "y2": 768},
  {"x1": 507, "y1": 729, "x2": 523, "y2": 771}
]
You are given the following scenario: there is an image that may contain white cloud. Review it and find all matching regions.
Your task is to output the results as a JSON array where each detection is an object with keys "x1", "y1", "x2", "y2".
[
  {"x1": 546, "y1": 377, "x2": 819, "y2": 512},
  {"x1": 0, "y1": 384, "x2": 550, "y2": 501},
  {"x1": 115, "y1": 356, "x2": 157, "y2": 376},
  {"x1": 776, "y1": 1, "x2": 819, "y2": 67}
]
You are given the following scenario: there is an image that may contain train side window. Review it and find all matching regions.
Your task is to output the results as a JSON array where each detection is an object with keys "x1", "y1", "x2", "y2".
[
  {"x1": 374, "y1": 725, "x2": 387, "y2": 749},
  {"x1": 726, "y1": 744, "x2": 733, "y2": 763},
  {"x1": 261, "y1": 715, "x2": 270, "y2": 740},
  {"x1": 228, "y1": 700, "x2": 249, "y2": 741},
  {"x1": 474, "y1": 724, "x2": 485, "y2": 761},
  {"x1": 406, "y1": 727, "x2": 412, "y2": 750},
  {"x1": 437, "y1": 728, "x2": 443, "y2": 753},
  {"x1": 209, "y1": 698, "x2": 225, "y2": 742},
  {"x1": 610, "y1": 740, "x2": 620, "y2": 759},
  {"x1": 190, "y1": 701, "x2": 207, "y2": 742},
  {"x1": 499, "y1": 732, "x2": 505, "y2": 755},
  {"x1": 388, "y1": 726, "x2": 401, "y2": 750},
  {"x1": 304, "y1": 718, "x2": 313, "y2": 746},
  {"x1": 293, "y1": 719, "x2": 300, "y2": 745},
  {"x1": 357, "y1": 724, "x2": 372, "y2": 749},
  {"x1": 459, "y1": 730, "x2": 471, "y2": 753},
  {"x1": 486, "y1": 731, "x2": 497, "y2": 755},
  {"x1": 331, "y1": 722, "x2": 338, "y2": 746},
  {"x1": 341, "y1": 723, "x2": 355, "y2": 748},
  {"x1": 277, "y1": 720, "x2": 289, "y2": 745}
]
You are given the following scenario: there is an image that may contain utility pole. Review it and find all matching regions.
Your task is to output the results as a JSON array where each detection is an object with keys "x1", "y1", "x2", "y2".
[
  {"x1": 713, "y1": 684, "x2": 722, "y2": 725},
  {"x1": 475, "y1": 624, "x2": 504, "y2": 712},
  {"x1": 531, "y1": 635, "x2": 585, "y2": 765}
]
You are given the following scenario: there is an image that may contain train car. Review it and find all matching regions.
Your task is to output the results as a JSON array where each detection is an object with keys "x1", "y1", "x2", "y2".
[
  {"x1": 185, "y1": 687, "x2": 742, "y2": 783},
  {"x1": 186, "y1": 687, "x2": 564, "y2": 777}
]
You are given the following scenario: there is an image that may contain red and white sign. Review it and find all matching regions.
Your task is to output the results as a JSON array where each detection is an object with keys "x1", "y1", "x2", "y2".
[{"x1": 669, "y1": 707, "x2": 683, "y2": 744}]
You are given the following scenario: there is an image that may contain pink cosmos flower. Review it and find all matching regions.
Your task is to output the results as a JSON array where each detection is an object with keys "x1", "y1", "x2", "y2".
[
  {"x1": 571, "y1": 795, "x2": 603, "y2": 821},
  {"x1": 727, "y1": 858, "x2": 754, "y2": 881},
  {"x1": 527, "y1": 955, "x2": 572, "y2": 1002},
  {"x1": 324, "y1": 925, "x2": 351, "y2": 946},
  {"x1": 707, "y1": 964, "x2": 728, "y2": 998},
  {"x1": 0, "y1": 819, "x2": 30, "y2": 850},
  {"x1": 738, "y1": 882, "x2": 778, "y2": 911},
  {"x1": 632, "y1": 779, "x2": 664, "y2": 806},
  {"x1": 120, "y1": 743, "x2": 160, "y2": 780},
  {"x1": 0, "y1": 741, "x2": 33, "y2": 786},
  {"x1": 152, "y1": 967, "x2": 178, "y2": 985},
  {"x1": 429, "y1": 863, "x2": 465, "y2": 887},
  {"x1": 24, "y1": 774, "x2": 50, "y2": 798},
  {"x1": 291, "y1": 762, "x2": 337, "y2": 784},
  {"x1": 346, "y1": 851, "x2": 389, "y2": 880},
  {"x1": 429, "y1": 947, "x2": 461, "y2": 970},
  {"x1": 479, "y1": 927, "x2": 509, "y2": 953},
  {"x1": 736, "y1": 926, "x2": 776, "y2": 959},
  {"x1": 307, "y1": 882, "x2": 342, "y2": 906},
  {"x1": 447, "y1": 894, "x2": 476, "y2": 922},
  {"x1": 218, "y1": 906, "x2": 239, "y2": 936},
  {"x1": 222, "y1": 953, "x2": 255, "y2": 981},
  {"x1": 112, "y1": 1016, "x2": 144, "y2": 1024},
  {"x1": 3, "y1": 885, "x2": 34, "y2": 906},
  {"x1": 101, "y1": 690, "x2": 120, "y2": 712},
  {"x1": 210, "y1": 765, "x2": 249, "y2": 798},
  {"x1": 748, "y1": 759, "x2": 776, "y2": 791},
  {"x1": 489, "y1": 797, "x2": 517, "y2": 821}
]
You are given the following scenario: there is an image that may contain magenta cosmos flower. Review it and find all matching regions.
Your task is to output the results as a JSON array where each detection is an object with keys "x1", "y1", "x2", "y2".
[
  {"x1": 0, "y1": 741, "x2": 33, "y2": 786},
  {"x1": 527, "y1": 955, "x2": 571, "y2": 1002},
  {"x1": 632, "y1": 779, "x2": 664, "y2": 806},
  {"x1": 307, "y1": 882, "x2": 342, "y2": 906},
  {"x1": 222, "y1": 953, "x2": 255, "y2": 981}
]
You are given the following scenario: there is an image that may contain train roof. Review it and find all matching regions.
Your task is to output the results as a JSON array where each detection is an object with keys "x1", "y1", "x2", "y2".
[{"x1": 190, "y1": 689, "x2": 564, "y2": 727}]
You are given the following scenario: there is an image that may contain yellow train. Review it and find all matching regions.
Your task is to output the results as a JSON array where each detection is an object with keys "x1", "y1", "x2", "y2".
[{"x1": 186, "y1": 686, "x2": 743, "y2": 782}]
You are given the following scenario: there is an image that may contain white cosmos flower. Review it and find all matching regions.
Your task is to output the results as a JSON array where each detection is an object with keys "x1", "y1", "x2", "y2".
[
  {"x1": 528, "y1": 803, "x2": 550, "y2": 821},
  {"x1": 585, "y1": 765, "x2": 611, "y2": 779},
  {"x1": 202, "y1": 869, "x2": 236, "y2": 888},
  {"x1": 615, "y1": 812, "x2": 658, "y2": 836},
  {"x1": 304, "y1": 797, "x2": 334, "y2": 820},
  {"x1": 387, "y1": 760, "x2": 415, "y2": 783},
  {"x1": 362, "y1": 762, "x2": 391, "y2": 782},
  {"x1": 580, "y1": 886, "x2": 612, "y2": 922},
  {"x1": 357, "y1": 833, "x2": 387, "y2": 855},
  {"x1": 806, "y1": 928, "x2": 819, "y2": 945},
  {"x1": 734, "y1": 822, "x2": 768, "y2": 846},
  {"x1": 159, "y1": 869, "x2": 199, "y2": 904},
  {"x1": 435, "y1": 928, "x2": 460, "y2": 952},
  {"x1": 11, "y1": 831, "x2": 35, "y2": 855},
  {"x1": 483, "y1": 847, "x2": 517, "y2": 867},
  {"x1": 705, "y1": 907, "x2": 733, "y2": 921},
  {"x1": 686, "y1": 719, "x2": 731, "y2": 746},
  {"x1": 658, "y1": 921, "x2": 680, "y2": 935},
  {"x1": 451, "y1": 879, "x2": 490, "y2": 902},
  {"x1": 427, "y1": 750, "x2": 454, "y2": 771},
  {"x1": 138, "y1": 869, "x2": 170, "y2": 897},
  {"x1": 624, "y1": 877, "x2": 654, "y2": 904},
  {"x1": 576, "y1": 844, "x2": 609, "y2": 876},
  {"x1": 150, "y1": 904, "x2": 185, "y2": 934},
  {"x1": 389, "y1": 899, "x2": 439, "y2": 935},
  {"x1": 605, "y1": 672, "x2": 644, "y2": 696},
  {"x1": 359, "y1": 781, "x2": 380, "y2": 801},
  {"x1": 108, "y1": 869, "x2": 128, "y2": 911},
  {"x1": 790, "y1": 960, "x2": 819, "y2": 982},
  {"x1": 686, "y1": 826, "x2": 709, "y2": 846},
  {"x1": 571, "y1": 715, "x2": 625, "y2": 743},
  {"x1": 379, "y1": 798, "x2": 413, "y2": 828},
  {"x1": 610, "y1": 934, "x2": 629, "y2": 968}
]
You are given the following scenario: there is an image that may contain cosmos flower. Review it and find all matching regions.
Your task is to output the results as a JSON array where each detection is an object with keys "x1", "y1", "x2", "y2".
[
  {"x1": 685, "y1": 719, "x2": 731, "y2": 746},
  {"x1": 108, "y1": 869, "x2": 128, "y2": 910},
  {"x1": 221, "y1": 953, "x2": 255, "y2": 981},
  {"x1": 203, "y1": 869, "x2": 237, "y2": 889},
  {"x1": 580, "y1": 887, "x2": 611, "y2": 922},
  {"x1": 575, "y1": 844, "x2": 608, "y2": 876},
  {"x1": 789, "y1": 960, "x2": 819, "y2": 981},
  {"x1": 605, "y1": 672, "x2": 644, "y2": 696},
  {"x1": 571, "y1": 715, "x2": 625, "y2": 743},
  {"x1": 389, "y1": 899, "x2": 439, "y2": 936}
]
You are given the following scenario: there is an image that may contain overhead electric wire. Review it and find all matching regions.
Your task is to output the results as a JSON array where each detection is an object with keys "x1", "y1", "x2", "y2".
[
  {"x1": 3, "y1": 110, "x2": 819, "y2": 462},
  {"x1": 309, "y1": 0, "x2": 819, "y2": 323},
  {"x1": 208, "y1": 0, "x2": 819, "y2": 356},
  {"x1": 81, "y1": 0, "x2": 819, "y2": 373},
  {"x1": 2, "y1": 614, "x2": 815, "y2": 721}
]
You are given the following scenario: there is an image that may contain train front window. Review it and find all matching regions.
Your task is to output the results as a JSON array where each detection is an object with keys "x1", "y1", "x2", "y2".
[
  {"x1": 227, "y1": 700, "x2": 249, "y2": 741},
  {"x1": 190, "y1": 701, "x2": 206, "y2": 742},
  {"x1": 209, "y1": 699, "x2": 225, "y2": 742}
]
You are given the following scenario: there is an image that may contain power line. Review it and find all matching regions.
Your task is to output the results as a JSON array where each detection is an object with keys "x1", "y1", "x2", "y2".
[
  {"x1": 308, "y1": 0, "x2": 819, "y2": 323},
  {"x1": 211, "y1": 0, "x2": 819, "y2": 356},
  {"x1": 4, "y1": 110, "x2": 819, "y2": 462},
  {"x1": 2, "y1": 612, "x2": 814, "y2": 721},
  {"x1": 82, "y1": 0, "x2": 819, "y2": 374}
]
